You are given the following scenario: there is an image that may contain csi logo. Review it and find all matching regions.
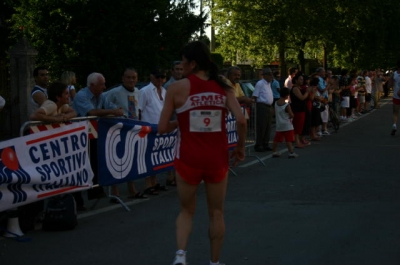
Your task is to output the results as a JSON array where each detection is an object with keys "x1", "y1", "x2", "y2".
[
  {"x1": 0, "y1": 147, "x2": 30, "y2": 203},
  {"x1": 105, "y1": 123, "x2": 152, "y2": 179}
]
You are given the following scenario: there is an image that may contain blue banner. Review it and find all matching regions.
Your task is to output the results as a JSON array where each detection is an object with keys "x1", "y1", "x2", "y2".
[
  {"x1": 97, "y1": 118, "x2": 175, "y2": 186},
  {"x1": 97, "y1": 112, "x2": 240, "y2": 186},
  {"x1": 226, "y1": 111, "x2": 238, "y2": 150}
]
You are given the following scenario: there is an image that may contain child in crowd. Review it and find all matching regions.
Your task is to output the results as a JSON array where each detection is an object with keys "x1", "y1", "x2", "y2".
[{"x1": 272, "y1": 87, "x2": 298, "y2": 158}]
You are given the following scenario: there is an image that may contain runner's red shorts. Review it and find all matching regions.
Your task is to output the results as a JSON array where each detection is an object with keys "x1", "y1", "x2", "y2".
[{"x1": 174, "y1": 159, "x2": 228, "y2": 185}]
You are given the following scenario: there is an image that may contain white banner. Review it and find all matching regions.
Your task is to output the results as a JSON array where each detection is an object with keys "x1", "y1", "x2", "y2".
[{"x1": 0, "y1": 121, "x2": 93, "y2": 211}]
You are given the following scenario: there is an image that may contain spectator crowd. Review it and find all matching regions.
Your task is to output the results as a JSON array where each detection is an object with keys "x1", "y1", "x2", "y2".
[{"x1": 1, "y1": 60, "x2": 396, "y2": 238}]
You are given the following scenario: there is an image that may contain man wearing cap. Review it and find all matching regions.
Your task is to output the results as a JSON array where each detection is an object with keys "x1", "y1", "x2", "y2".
[
  {"x1": 252, "y1": 67, "x2": 274, "y2": 152},
  {"x1": 139, "y1": 68, "x2": 168, "y2": 195}
]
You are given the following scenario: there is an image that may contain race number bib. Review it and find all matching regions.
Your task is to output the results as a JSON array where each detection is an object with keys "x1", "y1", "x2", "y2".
[{"x1": 190, "y1": 110, "x2": 222, "y2": 132}]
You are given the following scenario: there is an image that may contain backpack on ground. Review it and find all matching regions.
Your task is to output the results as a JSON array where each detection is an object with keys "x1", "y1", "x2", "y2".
[{"x1": 42, "y1": 194, "x2": 78, "y2": 231}]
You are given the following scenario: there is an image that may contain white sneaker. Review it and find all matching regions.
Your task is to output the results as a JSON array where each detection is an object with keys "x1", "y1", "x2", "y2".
[
  {"x1": 172, "y1": 252, "x2": 186, "y2": 265},
  {"x1": 272, "y1": 152, "x2": 281, "y2": 158},
  {"x1": 317, "y1": 131, "x2": 322, "y2": 137},
  {"x1": 322, "y1": 130, "x2": 330, "y2": 136},
  {"x1": 288, "y1": 152, "x2": 299, "y2": 158}
]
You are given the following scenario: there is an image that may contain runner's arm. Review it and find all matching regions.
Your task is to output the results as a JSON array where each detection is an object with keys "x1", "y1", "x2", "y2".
[{"x1": 158, "y1": 84, "x2": 178, "y2": 134}]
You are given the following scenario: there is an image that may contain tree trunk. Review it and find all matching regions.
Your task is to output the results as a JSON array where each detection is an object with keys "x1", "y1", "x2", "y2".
[
  {"x1": 323, "y1": 44, "x2": 327, "y2": 69},
  {"x1": 297, "y1": 39, "x2": 307, "y2": 72},
  {"x1": 210, "y1": 0, "x2": 216, "y2": 52}
]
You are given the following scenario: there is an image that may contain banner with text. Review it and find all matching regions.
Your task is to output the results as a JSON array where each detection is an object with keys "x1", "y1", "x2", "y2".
[
  {"x1": 0, "y1": 121, "x2": 93, "y2": 212},
  {"x1": 97, "y1": 118, "x2": 176, "y2": 186},
  {"x1": 97, "y1": 114, "x2": 239, "y2": 186}
]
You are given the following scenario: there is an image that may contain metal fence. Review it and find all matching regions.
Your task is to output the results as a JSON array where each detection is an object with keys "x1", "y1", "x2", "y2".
[{"x1": 229, "y1": 104, "x2": 265, "y2": 176}]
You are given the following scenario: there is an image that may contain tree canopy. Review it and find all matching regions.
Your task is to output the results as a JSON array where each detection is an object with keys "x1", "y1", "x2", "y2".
[
  {"x1": 7, "y1": 0, "x2": 205, "y2": 86},
  {"x1": 210, "y1": 0, "x2": 400, "y2": 74},
  {"x1": 4, "y1": 0, "x2": 400, "y2": 83}
]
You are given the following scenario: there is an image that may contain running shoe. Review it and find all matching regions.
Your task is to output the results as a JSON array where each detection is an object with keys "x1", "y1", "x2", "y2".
[
  {"x1": 172, "y1": 251, "x2": 186, "y2": 265},
  {"x1": 272, "y1": 152, "x2": 281, "y2": 158},
  {"x1": 322, "y1": 131, "x2": 330, "y2": 136},
  {"x1": 288, "y1": 152, "x2": 299, "y2": 158}
]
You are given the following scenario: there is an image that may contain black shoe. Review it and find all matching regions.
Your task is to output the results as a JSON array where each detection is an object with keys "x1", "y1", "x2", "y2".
[
  {"x1": 109, "y1": 197, "x2": 120, "y2": 204},
  {"x1": 263, "y1": 146, "x2": 273, "y2": 151},
  {"x1": 154, "y1": 183, "x2": 168, "y2": 191},
  {"x1": 77, "y1": 205, "x2": 87, "y2": 211},
  {"x1": 87, "y1": 186, "x2": 107, "y2": 200},
  {"x1": 254, "y1": 147, "x2": 266, "y2": 152}
]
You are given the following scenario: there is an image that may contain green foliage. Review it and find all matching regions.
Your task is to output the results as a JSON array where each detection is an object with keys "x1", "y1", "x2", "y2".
[
  {"x1": 8, "y1": 0, "x2": 205, "y2": 86},
  {"x1": 5, "y1": 0, "x2": 400, "y2": 83},
  {"x1": 211, "y1": 0, "x2": 400, "y2": 72}
]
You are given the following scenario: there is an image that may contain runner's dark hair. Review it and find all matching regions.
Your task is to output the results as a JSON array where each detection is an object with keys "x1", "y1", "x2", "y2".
[{"x1": 181, "y1": 41, "x2": 231, "y2": 90}]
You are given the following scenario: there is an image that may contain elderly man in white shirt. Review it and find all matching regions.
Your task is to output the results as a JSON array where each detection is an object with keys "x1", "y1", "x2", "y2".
[
  {"x1": 138, "y1": 68, "x2": 168, "y2": 195},
  {"x1": 252, "y1": 67, "x2": 274, "y2": 152}
]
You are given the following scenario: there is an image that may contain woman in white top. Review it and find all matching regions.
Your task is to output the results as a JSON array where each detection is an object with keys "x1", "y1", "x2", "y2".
[{"x1": 30, "y1": 81, "x2": 76, "y2": 122}]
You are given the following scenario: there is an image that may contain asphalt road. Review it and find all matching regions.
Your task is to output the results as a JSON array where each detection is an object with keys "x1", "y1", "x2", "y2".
[{"x1": 1, "y1": 98, "x2": 400, "y2": 265}]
